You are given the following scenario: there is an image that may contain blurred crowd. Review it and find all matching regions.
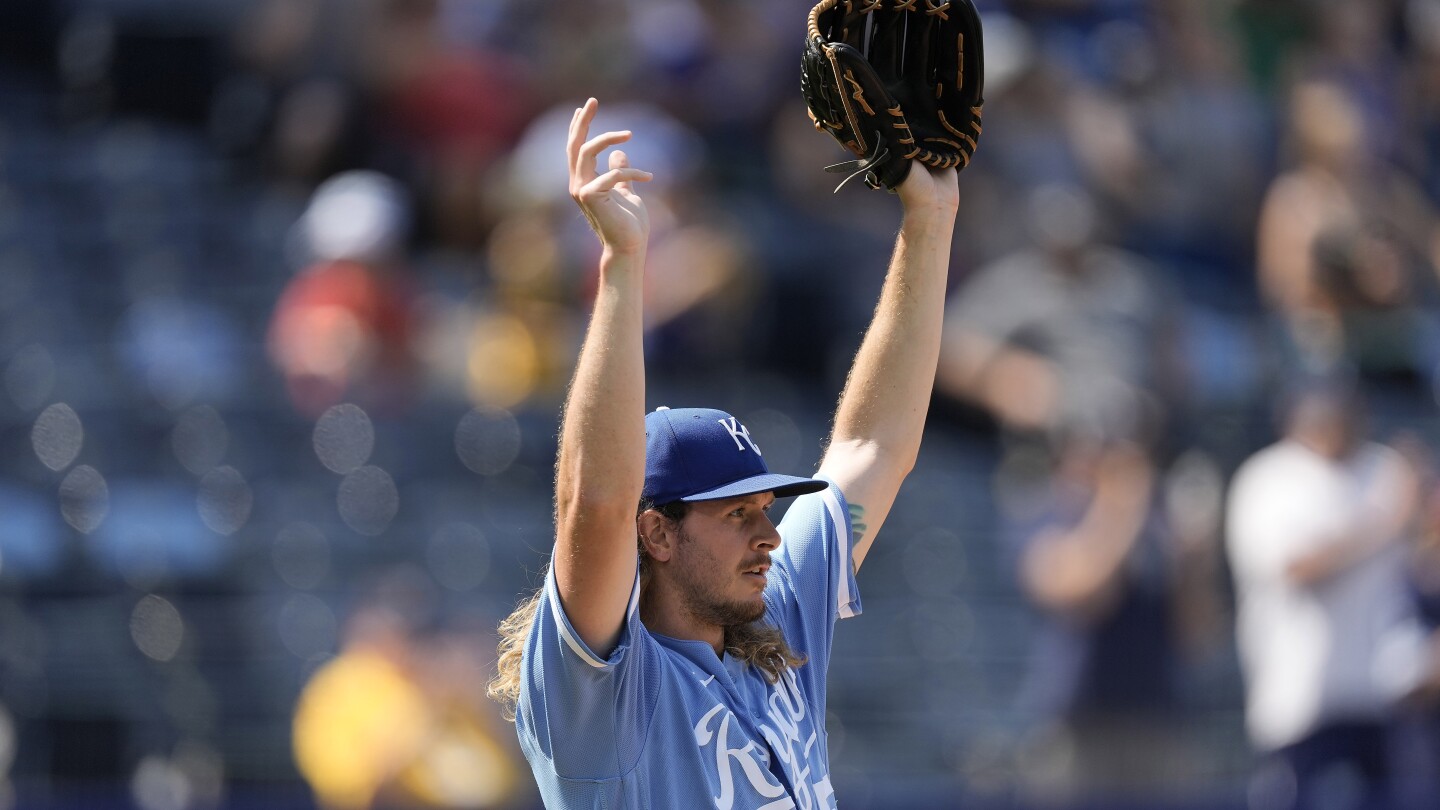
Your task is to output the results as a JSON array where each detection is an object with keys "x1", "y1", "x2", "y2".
[{"x1": 6, "y1": 0, "x2": 1440, "y2": 808}]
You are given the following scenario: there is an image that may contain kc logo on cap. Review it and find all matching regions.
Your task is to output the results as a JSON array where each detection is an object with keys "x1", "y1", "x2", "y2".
[
  {"x1": 716, "y1": 416, "x2": 761, "y2": 454},
  {"x1": 642, "y1": 407, "x2": 827, "y2": 506}
]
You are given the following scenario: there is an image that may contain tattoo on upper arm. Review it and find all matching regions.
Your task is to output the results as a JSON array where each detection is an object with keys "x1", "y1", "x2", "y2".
[{"x1": 848, "y1": 502, "x2": 867, "y2": 552}]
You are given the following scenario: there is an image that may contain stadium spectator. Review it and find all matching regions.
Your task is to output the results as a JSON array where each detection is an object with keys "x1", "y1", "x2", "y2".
[
  {"x1": 1008, "y1": 437, "x2": 1220, "y2": 805},
  {"x1": 293, "y1": 593, "x2": 528, "y2": 809},
  {"x1": 1255, "y1": 77, "x2": 1440, "y2": 380},
  {"x1": 268, "y1": 170, "x2": 418, "y2": 417},
  {"x1": 936, "y1": 184, "x2": 1181, "y2": 441},
  {"x1": 1307, "y1": 224, "x2": 1440, "y2": 422},
  {"x1": 1226, "y1": 381, "x2": 1422, "y2": 810}
]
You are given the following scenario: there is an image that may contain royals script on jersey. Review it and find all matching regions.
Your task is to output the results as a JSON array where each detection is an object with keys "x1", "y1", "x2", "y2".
[{"x1": 518, "y1": 481, "x2": 861, "y2": 809}]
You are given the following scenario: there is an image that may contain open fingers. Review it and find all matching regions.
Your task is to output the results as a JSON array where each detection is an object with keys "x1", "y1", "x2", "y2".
[
  {"x1": 610, "y1": 149, "x2": 633, "y2": 192},
  {"x1": 565, "y1": 98, "x2": 598, "y2": 182},
  {"x1": 581, "y1": 167, "x2": 653, "y2": 198},
  {"x1": 573, "y1": 130, "x2": 632, "y2": 187}
]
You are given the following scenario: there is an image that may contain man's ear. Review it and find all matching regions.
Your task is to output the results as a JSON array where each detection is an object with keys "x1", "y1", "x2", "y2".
[{"x1": 637, "y1": 510, "x2": 676, "y2": 562}]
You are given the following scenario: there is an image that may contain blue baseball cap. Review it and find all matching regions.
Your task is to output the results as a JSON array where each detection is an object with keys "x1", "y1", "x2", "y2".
[{"x1": 643, "y1": 407, "x2": 827, "y2": 505}]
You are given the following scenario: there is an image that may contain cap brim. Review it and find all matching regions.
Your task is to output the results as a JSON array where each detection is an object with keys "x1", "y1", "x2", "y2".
[{"x1": 680, "y1": 473, "x2": 829, "y2": 502}]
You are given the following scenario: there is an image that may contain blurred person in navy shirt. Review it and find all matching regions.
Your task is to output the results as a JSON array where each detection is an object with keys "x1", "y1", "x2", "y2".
[{"x1": 1006, "y1": 431, "x2": 1223, "y2": 806}]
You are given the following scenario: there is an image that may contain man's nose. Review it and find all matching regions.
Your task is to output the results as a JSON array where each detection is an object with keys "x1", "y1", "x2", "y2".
[{"x1": 754, "y1": 516, "x2": 781, "y2": 550}]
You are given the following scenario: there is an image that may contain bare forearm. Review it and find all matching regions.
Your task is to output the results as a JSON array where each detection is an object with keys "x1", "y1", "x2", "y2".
[
  {"x1": 1023, "y1": 456, "x2": 1151, "y2": 618},
  {"x1": 820, "y1": 204, "x2": 956, "y2": 571},
  {"x1": 817, "y1": 166, "x2": 958, "y2": 570},
  {"x1": 556, "y1": 249, "x2": 647, "y2": 524},
  {"x1": 829, "y1": 209, "x2": 954, "y2": 459},
  {"x1": 1023, "y1": 517, "x2": 1139, "y2": 619},
  {"x1": 553, "y1": 249, "x2": 648, "y2": 655},
  {"x1": 937, "y1": 335, "x2": 1059, "y2": 432},
  {"x1": 1285, "y1": 532, "x2": 1392, "y2": 587},
  {"x1": 1286, "y1": 466, "x2": 1416, "y2": 587}
]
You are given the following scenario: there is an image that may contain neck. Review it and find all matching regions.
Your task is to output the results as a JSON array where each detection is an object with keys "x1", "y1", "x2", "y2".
[{"x1": 639, "y1": 582, "x2": 726, "y2": 656}]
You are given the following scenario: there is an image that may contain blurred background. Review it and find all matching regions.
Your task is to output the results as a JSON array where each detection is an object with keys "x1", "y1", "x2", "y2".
[{"x1": 5, "y1": 0, "x2": 1440, "y2": 808}]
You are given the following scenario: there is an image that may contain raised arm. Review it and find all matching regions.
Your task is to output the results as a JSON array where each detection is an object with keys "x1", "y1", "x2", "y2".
[
  {"x1": 553, "y1": 99, "x2": 654, "y2": 656},
  {"x1": 1021, "y1": 444, "x2": 1153, "y2": 622},
  {"x1": 817, "y1": 163, "x2": 959, "y2": 571}
]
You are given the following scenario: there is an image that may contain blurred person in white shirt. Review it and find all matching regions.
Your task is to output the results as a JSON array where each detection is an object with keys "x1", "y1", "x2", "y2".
[{"x1": 1227, "y1": 379, "x2": 1424, "y2": 809}]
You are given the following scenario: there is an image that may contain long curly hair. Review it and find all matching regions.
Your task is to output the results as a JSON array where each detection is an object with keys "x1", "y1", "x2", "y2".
[{"x1": 487, "y1": 500, "x2": 806, "y2": 721}]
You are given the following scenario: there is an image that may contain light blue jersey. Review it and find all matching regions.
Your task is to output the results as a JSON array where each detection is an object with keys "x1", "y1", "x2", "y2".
[{"x1": 517, "y1": 480, "x2": 862, "y2": 809}]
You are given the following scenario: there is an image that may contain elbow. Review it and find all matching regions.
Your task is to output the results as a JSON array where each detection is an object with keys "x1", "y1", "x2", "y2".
[
  {"x1": 827, "y1": 436, "x2": 919, "y2": 484},
  {"x1": 890, "y1": 442, "x2": 923, "y2": 486},
  {"x1": 555, "y1": 480, "x2": 640, "y2": 536},
  {"x1": 891, "y1": 445, "x2": 921, "y2": 481}
]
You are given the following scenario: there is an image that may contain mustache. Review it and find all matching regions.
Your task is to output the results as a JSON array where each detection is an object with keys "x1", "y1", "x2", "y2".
[{"x1": 739, "y1": 554, "x2": 771, "y2": 573}]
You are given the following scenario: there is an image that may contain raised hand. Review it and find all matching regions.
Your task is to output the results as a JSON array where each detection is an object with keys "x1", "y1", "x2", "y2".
[
  {"x1": 895, "y1": 161, "x2": 960, "y2": 219},
  {"x1": 567, "y1": 98, "x2": 653, "y2": 256}
]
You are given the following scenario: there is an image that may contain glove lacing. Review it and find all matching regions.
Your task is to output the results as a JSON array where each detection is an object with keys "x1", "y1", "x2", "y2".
[{"x1": 823, "y1": 133, "x2": 889, "y2": 192}]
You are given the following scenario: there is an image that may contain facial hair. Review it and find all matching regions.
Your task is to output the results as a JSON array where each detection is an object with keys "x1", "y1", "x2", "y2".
[{"x1": 672, "y1": 522, "x2": 768, "y2": 628}]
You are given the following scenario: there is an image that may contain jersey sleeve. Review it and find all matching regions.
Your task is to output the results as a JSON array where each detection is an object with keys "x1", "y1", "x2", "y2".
[
  {"x1": 516, "y1": 565, "x2": 658, "y2": 780},
  {"x1": 765, "y1": 478, "x2": 862, "y2": 685}
]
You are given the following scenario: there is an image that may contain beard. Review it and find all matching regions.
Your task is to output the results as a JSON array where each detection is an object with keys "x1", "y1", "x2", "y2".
[{"x1": 671, "y1": 524, "x2": 768, "y2": 628}]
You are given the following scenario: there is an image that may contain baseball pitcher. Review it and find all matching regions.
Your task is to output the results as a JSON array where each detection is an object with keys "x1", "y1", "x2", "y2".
[{"x1": 489, "y1": 4, "x2": 983, "y2": 805}]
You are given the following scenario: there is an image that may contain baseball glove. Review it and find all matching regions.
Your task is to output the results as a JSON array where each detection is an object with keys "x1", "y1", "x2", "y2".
[{"x1": 801, "y1": 0, "x2": 985, "y2": 192}]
